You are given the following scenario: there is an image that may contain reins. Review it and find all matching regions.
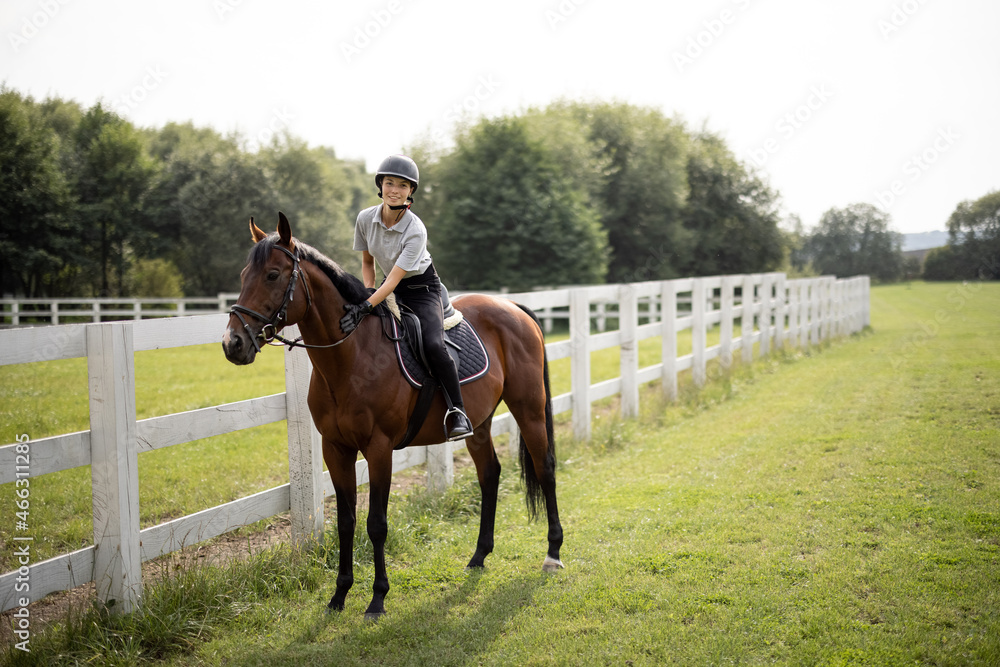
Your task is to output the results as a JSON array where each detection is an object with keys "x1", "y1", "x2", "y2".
[{"x1": 230, "y1": 244, "x2": 359, "y2": 352}]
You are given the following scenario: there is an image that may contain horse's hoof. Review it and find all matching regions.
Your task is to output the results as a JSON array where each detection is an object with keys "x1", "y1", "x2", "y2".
[
  {"x1": 542, "y1": 556, "x2": 565, "y2": 573},
  {"x1": 364, "y1": 611, "x2": 385, "y2": 623},
  {"x1": 325, "y1": 604, "x2": 341, "y2": 615}
]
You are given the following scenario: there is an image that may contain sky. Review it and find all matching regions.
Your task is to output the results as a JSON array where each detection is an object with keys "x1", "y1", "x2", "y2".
[{"x1": 2, "y1": 0, "x2": 998, "y2": 235}]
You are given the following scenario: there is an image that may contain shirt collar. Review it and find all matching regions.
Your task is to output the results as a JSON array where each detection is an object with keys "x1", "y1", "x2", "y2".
[{"x1": 374, "y1": 205, "x2": 414, "y2": 232}]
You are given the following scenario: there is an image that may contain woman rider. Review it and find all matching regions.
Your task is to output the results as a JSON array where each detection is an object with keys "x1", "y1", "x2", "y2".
[{"x1": 339, "y1": 154, "x2": 474, "y2": 442}]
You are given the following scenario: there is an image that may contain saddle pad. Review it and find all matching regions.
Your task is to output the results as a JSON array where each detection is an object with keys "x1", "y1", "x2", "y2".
[{"x1": 391, "y1": 316, "x2": 490, "y2": 389}]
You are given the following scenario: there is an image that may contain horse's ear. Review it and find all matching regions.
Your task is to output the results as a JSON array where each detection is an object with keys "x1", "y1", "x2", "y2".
[
  {"x1": 277, "y1": 211, "x2": 293, "y2": 249},
  {"x1": 249, "y1": 217, "x2": 268, "y2": 243}
]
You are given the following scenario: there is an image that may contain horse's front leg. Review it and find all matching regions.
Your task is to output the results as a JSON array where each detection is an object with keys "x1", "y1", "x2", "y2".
[
  {"x1": 466, "y1": 418, "x2": 500, "y2": 569},
  {"x1": 325, "y1": 443, "x2": 358, "y2": 613},
  {"x1": 364, "y1": 453, "x2": 393, "y2": 621}
]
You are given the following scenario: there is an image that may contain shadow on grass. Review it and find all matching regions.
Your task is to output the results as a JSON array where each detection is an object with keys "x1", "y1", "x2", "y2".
[{"x1": 227, "y1": 569, "x2": 547, "y2": 667}]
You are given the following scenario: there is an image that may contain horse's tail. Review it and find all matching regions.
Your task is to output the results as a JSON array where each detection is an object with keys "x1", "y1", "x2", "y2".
[{"x1": 515, "y1": 303, "x2": 555, "y2": 521}]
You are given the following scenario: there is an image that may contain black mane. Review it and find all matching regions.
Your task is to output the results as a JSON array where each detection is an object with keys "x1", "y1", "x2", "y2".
[{"x1": 248, "y1": 233, "x2": 370, "y2": 304}]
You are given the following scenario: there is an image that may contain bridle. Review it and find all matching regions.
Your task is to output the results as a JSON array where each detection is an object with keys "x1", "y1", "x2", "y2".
[{"x1": 229, "y1": 244, "x2": 355, "y2": 352}]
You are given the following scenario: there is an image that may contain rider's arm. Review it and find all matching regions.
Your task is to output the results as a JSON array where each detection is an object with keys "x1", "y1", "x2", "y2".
[
  {"x1": 367, "y1": 264, "x2": 407, "y2": 308},
  {"x1": 361, "y1": 251, "x2": 377, "y2": 290}
]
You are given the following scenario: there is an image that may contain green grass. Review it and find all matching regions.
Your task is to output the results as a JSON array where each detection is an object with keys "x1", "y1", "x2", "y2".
[{"x1": 4, "y1": 282, "x2": 1000, "y2": 665}]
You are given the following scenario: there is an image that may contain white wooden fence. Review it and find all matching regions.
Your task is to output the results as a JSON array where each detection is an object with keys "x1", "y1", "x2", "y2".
[
  {"x1": 0, "y1": 294, "x2": 241, "y2": 326},
  {"x1": 0, "y1": 273, "x2": 869, "y2": 614}
]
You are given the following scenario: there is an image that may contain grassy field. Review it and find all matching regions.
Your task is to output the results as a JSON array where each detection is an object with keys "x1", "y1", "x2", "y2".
[{"x1": 4, "y1": 281, "x2": 999, "y2": 665}]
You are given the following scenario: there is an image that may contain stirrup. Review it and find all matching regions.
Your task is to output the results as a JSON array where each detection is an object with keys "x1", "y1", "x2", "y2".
[{"x1": 444, "y1": 407, "x2": 473, "y2": 441}]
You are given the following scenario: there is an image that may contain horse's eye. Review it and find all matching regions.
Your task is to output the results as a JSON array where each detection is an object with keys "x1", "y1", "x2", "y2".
[{"x1": 267, "y1": 270, "x2": 280, "y2": 282}]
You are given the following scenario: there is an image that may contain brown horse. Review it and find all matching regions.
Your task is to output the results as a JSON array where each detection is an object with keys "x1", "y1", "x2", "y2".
[{"x1": 222, "y1": 213, "x2": 563, "y2": 619}]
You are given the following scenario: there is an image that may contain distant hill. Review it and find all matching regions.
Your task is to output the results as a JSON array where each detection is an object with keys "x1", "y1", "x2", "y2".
[{"x1": 902, "y1": 231, "x2": 948, "y2": 251}]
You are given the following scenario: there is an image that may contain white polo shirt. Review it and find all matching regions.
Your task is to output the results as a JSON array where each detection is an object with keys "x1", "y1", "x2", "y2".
[{"x1": 352, "y1": 204, "x2": 433, "y2": 279}]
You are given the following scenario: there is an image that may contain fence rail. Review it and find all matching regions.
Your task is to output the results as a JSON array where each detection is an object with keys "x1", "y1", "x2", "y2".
[
  {"x1": 0, "y1": 294, "x2": 242, "y2": 326},
  {"x1": 0, "y1": 273, "x2": 869, "y2": 614}
]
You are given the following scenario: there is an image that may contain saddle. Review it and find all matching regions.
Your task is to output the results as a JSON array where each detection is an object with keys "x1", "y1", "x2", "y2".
[{"x1": 376, "y1": 294, "x2": 490, "y2": 448}]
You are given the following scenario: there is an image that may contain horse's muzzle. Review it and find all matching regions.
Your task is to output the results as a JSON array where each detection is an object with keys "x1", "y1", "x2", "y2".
[{"x1": 222, "y1": 325, "x2": 259, "y2": 365}]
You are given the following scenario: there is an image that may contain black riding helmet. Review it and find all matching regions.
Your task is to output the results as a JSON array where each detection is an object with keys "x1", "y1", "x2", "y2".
[{"x1": 375, "y1": 155, "x2": 419, "y2": 203}]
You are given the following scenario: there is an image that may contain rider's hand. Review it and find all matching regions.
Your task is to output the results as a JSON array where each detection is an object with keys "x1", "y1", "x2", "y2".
[{"x1": 340, "y1": 300, "x2": 373, "y2": 334}]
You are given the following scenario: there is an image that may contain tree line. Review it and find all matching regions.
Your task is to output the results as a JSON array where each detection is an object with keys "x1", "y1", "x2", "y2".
[
  {"x1": 784, "y1": 192, "x2": 998, "y2": 284},
  {"x1": 2, "y1": 86, "x2": 993, "y2": 298},
  {"x1": 921, "y1": 190, "x2": 1000, "y2": 281},
  {"x1": 1, "y1": 87, "x2": 370, "y2": 298}
]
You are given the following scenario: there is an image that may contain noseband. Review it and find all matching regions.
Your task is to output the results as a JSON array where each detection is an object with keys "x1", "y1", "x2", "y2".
[{"x1": 230, "y1": 244, "x2": 312, "y2": 353}]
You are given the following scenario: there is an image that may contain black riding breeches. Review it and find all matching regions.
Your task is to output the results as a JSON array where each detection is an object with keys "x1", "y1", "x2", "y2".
[{"x1": 394, "y1": 265, "x2": 464, "y2": 409}]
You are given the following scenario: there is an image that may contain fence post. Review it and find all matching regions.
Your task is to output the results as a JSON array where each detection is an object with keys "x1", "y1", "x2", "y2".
[
  {"x1": 853, "y1": 278, "x2": 861, "y2": 334},
  {"x1": 786, "y1": 279, "x2": 796, "y2": 349},
  {"x1": 863, "y1": 277, "x2": 871, "y2": 328},
  {"x1": 810, "y1": 279, "x2": 821, "y2": 346},
  {"x1": 830, "y1": 280, "x2": 840, "y2": 338},
  {"x1": 841, "y1": 280, "x2": 849, "y2": 336},
  {"x1": 719, "y1": 276, "x2": 734, "y2": 369},
  {"x1": 759, "y1": 274, "x2": 772, "y2": 358},
  {"x1": 51, "y1": 302, "x2": 59, "y2": 325},
  {"x1": 619, "y1": 283, "x2": 639, "y2": 419},
  {"x1": 570, "y1": 288, "x2": 592, "y2": 440},
  {"x1": 283, "y1": 330, "x2": 324, "y2": 544},
  {"x1": 661, "y1": 280, "x2": 678, "y2": 402},
  {"x1": 92, "y1": 301, "x2": 101, "y2": 323},
  {"x1": 774, "y1": 274, "x2": 786, "y2": 350},
  {"x1": 11, "y1": 302, "x2": 18, "y2": 326},
  {"x1": 87, "y1": 322, "x2": 141, "y2": 614},
  {"x1": 840, "y1": 278, "x2": 858, "y2": 336},
  {"x1": 824, "y1": 277, "x2": 834, "y2": 341},
  {"x1": 799, "y1": 278, "x2": 812, "y2": 350},
  {"x1": 858, "y1": 278, "x2": 866, "y2": 332},
  {"x1": 741, "y1": 275, "x2": 755, "y2": 364},
  {"x1": 427, "y1": 441, "x2": 454, "y2": 493},
  {"x1": 853, "y1": 279, "x2": 860, "y2": 333},
  {"x1": 692, "y1": 279, "x2": 706, "y2": 387}
]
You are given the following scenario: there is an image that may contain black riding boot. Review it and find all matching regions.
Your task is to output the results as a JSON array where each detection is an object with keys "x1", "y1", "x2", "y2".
[{"x1": 439, "y1": 373, "x2": 473, "y2": 441}]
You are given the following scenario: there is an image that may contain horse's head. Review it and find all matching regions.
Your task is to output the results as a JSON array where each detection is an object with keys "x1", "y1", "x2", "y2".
[{"x1": 223, "y1": 212, "x2": 310, "y2": 365}]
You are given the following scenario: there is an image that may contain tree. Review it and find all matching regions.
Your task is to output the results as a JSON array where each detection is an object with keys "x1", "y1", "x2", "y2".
[
  {"x1": 259, "y1": 136, "x2": 371, "y2": 267},
  {"x1": 803, "y1": 203, "x2": 903, "y2": 282},
  {"x1": 126, "y1": 258, "x2": 183, "y2": 297},
  {"x1": 72, "y1": 103, "x2": 158, "y2": 296},
  {"x1": 680, "y1": 132, "x2": 784, "y2": 276},
  {"x1": 432, "y1": 116, "x2": 608, "y2": 291},
  {"x1": 561, "y1": 102, "x2": 691, "y2": 282},
  {"x1": 942, "y1": 190, "x2": 1000, "y2": 280},
  {"x1": 780, "y1": 214, "x2": 815, "y2": 277},
  {"x1": 922, "y1": 245, "x2": 960, "y2": 281},
  {"x1": 0, "y1": 88, "x2": 74, "y2": 297}
]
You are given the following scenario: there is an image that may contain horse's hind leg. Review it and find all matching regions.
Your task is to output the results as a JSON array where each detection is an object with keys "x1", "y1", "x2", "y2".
[
  {"x1": 533, "y1": 431, "x2": 564, "y2": 572},
  {"x1": 325, "y1": 443, "x2": 358, "y2": 612},
  {"x1": 507, "y1": 397, "x2": 564, "y2": 571},
  {"x1": 466, "y1": 415, "x2": 501, "y2": 569}
]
